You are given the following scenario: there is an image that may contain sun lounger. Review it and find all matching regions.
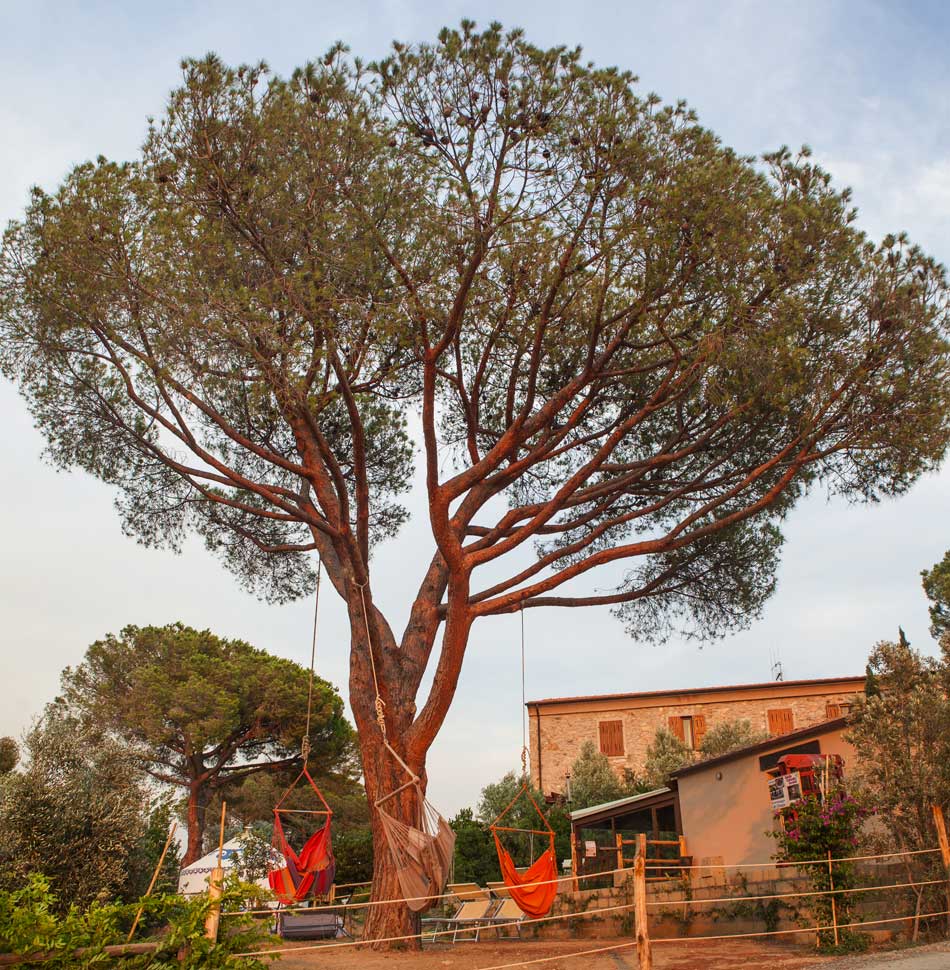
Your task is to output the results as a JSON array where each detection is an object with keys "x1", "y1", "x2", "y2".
[
  {"x1": 488, "y1": 897, "x2": 529, "y2": 939},
  {"x1": 422, "y1": 896, "x2": 496, "y2": 942},
  {"x1": 446, "y1": 881, "x2": 489, "y2": 902}
]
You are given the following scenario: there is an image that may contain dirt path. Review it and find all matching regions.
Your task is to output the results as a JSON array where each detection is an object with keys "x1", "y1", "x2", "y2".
[
  {"x1": 269, "y1": 937, "x2": 834, "y2": 969},
  {"x1": 817, "y1": 941, "x2": 950, "y2": 969}
]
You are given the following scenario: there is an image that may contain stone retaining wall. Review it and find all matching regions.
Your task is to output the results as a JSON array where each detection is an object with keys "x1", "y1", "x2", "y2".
[{"x1": 525, "y1": 863, "x2": 914, "y2": 944}]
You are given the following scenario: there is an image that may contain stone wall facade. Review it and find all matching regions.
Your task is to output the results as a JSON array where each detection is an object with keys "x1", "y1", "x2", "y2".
[{"x1": 528, "y1": 678, "x2": 864, "y2": 796}]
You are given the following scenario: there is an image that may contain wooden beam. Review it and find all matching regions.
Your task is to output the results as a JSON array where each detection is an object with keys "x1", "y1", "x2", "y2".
[
  {"x1": 635, "y1": 833, "x2": 652, "y2": 970},
  {"x1": 127, "y1": 822, "x2": 177, "y2": 943},
  {"x1": 0, "y1": 943, "x2": 160, "y2": 966},
  {"x1": 204, "y1": 801, "x2": 227, "y2": 943}
]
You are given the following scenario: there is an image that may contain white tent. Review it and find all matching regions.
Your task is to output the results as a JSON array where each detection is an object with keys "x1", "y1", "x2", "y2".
[{"x1": 177, "y1": 837, "x2": 283, "y2": 898}]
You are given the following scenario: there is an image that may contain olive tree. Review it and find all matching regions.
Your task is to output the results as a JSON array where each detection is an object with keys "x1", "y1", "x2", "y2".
[{"x1": 2, "y1": 23, "x2": 948, "y2": 940}]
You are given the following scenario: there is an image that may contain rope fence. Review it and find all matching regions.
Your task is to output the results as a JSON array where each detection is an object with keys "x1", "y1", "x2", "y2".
[
  {"x1": 646, "y1": 877, "x2": 947, "y2": 908},
  {"x1": 643, "y1": 845, "x2": 942, "y2": 871},
  {"x1": 222, "y1": 845, "x2": 944, "y2": 919},
  {"x1": 232, "y1": 841, "x2": 950, "y2": 960},
  {"x1": 466, "y1": 910, "x2": 950, "y2": 970},
  {"x1": 234, "y1": 896, "x2": 646, "y2": 957}
]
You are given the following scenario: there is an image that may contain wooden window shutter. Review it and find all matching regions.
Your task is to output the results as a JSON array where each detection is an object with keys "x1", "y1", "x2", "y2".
[
  {"x1": 767, "y1": 709, "x2": 794, "y2": 735},
  {"x1": 668, "y1": 716, "x2": 685, "y2": 741},
  {"x1": 599, "y1": 720, "x2": 624, "y2": 757},
  {"x1": 692, "y1": 714, "x2": 707, "y2": 749},
  {"x1": 826, "y1": 702, "x2": 842, "y2": 718}
]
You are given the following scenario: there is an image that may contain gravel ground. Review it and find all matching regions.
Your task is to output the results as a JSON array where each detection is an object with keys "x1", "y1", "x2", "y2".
[
  {"x1": 268, "y1": 937, "x2": 832, "y2": 969},
  {"x1": 814, "y1": 941, "x2": 950, "y2": 970},
  {"x1": 263, "y1": 937, "x2": 950, "y2": 969}
]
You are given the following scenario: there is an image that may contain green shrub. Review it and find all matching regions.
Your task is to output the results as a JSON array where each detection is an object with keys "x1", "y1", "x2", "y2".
[{"x1": 0, "y1": 873, "x2": 276, "y2": 968}]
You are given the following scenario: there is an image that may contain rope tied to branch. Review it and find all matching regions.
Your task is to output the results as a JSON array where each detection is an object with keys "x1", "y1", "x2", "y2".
[
  {"x1": 356, "y1": 579, "x2": 388, "y2": 741},
  {"x1": 520, "y1": 603, "x2": 528, "y2": 778},
  {"x1": 300, "y1": 558, "x2": 323, "y2": 766}
]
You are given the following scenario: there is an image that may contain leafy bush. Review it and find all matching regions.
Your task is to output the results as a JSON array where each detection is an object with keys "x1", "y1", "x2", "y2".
[
  {"x1": 331, "y1": 827, "x2": 374, "y2": 885},
  {"x1": 567, "y1": 741, "x2": 650, "y2": 809},
  {"x1": 0, "y1": 873, "x2": 276, "y2": 968},
  {"x1": 698, "y1": 719, "x2": 767, "y2": 759},
  {"x1": 0, "y1": 712, "x2": 150, "y2": 908},
  {"x1": 769, "y1": 790, "x2": 871, "y2": 953},
  {"x1": 847, "y1": 629, "x2": 950, "y2": 940},
  {"x1": 126, "y1": 800, "x2": 182, "y2": 901}
]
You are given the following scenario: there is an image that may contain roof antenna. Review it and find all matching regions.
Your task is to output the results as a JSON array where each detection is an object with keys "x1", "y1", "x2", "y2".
[{"x1": 771, "y1": 649, "x2": 784, "y2": 682}]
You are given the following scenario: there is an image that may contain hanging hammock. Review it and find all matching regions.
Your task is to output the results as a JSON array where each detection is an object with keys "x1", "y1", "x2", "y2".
[
  {"x1": 374, "y1": 744, "x2": 456, "y2": 913},
  {"x1": 269, "y1": 766, "x2": 337, "y2": 905},
  {"x1": 267, "y1": 561, "x2": 337, "y2": 904},
  {"x1": 272, "y1": 767, "x2": 334, "y2": 874},
  {"x1": 268, "y1": 852, "x2": 336, "y2": 905},
  {"x1": 489, "y1": 782, "x2": 558, "y2": 918},
  {"x1": 487, "y1": 606, "x2": 557, "y2": 919}
]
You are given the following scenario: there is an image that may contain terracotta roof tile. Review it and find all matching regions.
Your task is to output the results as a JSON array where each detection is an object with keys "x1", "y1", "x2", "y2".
[{"x1": 527, "y1": 675, "x2": 865, "y2": 707}]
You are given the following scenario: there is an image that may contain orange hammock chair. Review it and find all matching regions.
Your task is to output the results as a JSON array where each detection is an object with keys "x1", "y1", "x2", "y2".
[
  {"x1": 268, "y1": 765, "x2": 336, "y2": 905},
  {"x1": 490, "y1": 781, "x2": 558, "y2": 918}
]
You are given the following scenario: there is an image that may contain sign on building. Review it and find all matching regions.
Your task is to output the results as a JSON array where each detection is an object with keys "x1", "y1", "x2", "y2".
[{"x1": 768, "y1": 771, "x2": 803, "y2": 810}]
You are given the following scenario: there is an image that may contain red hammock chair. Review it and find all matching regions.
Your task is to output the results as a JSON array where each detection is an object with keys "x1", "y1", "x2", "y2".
[
  {"x1": 490, "y1": 782, "x2": 558, "y2": 918},
  {"x1": 269, "y1": 765, "x2": 336, "y2": 903}
]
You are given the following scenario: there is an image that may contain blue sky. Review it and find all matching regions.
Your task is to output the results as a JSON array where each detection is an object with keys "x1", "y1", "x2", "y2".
[{"x1": 1, "y1": 1, "x2": 948, "y2": 814}]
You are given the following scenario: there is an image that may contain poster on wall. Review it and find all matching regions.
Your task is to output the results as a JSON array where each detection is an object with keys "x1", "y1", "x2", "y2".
[
  {"x1": 768, "y1": 771, "x2": 803, "y2": 810},
  {"x1": 585, "y1": 840, "x2": 597, "y2": 858}
]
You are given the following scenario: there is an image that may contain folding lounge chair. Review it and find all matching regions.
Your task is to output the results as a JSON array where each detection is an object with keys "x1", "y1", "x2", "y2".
[
  {"x1": 489, "y1": 897, "x2": 529, "y2": 939},
  {"x1": 446, "y1": 882, "x2": 486, "y2": 902},
  {"x1": 423, "y1": 896, "x2": 496, "y2": 943}
]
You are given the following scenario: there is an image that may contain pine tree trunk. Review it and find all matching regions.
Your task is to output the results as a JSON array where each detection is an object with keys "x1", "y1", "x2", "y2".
[
  {"x1": 349, "y1": 596, "x2": 429, "y2": 948},
  {"x1": 342, "y1": 568, "x2": 470, "y2": 948},
  {"x1": 182, "y1": 781, "x2": 209, "y2": 867},
  {"x1": 355, "y1": 708, "x2": 428, "y2": 947},
  {"x1": 362, "y1": 806, "x2": 421, "y2": 945}
]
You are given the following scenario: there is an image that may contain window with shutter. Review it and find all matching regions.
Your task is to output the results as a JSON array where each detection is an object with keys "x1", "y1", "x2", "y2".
[
  {"x1": 826, "y1": 702, "x2": 842, "y2": 718},
  {"x1": 668, "y1": 715, "x2": 685, "y2": 742},
  {"x1": 693, "y1": 714, "x2": 707, "y2": 749},
  {"x1": 767, "y1": 709, "x2": 794, "y2": 735},
  {"x1": 599, "y1": 720, "x2": 625, "y2": 757}
]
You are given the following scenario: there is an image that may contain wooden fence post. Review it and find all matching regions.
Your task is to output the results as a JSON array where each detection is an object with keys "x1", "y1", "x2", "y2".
[
  {"x1": 204, "y1": 802, "x2": 227, "y2": 943},
  {"x1": 570, "y1": 833, "x2": 579, "y2": 892},
  {"x1": 127, "y1": 822, "x2": 177, "y2": 942},
  {"x1": 932, "y1": 804, "x2": 950, "y2": 938},
  {"x1": 634, "y1": 832, "x2": 652, "y2": 970},
  {"x1": 933, "y1": 805, "x2": 950, "y2": 870},
  {"x1": 827, "y1": 850, "x2": 839, "y2": 947},
  {"x1": 616, "y1": 832, "x2": 624, "y2": 874}
]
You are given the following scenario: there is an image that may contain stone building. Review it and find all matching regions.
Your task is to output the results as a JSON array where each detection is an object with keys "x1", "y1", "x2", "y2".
[
  {"x1": 567, "y1": 716, "x2": 858, "y2": 868},
  {"x1": 527, "y1": 676, "x2": 864, "y2": 797}
]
